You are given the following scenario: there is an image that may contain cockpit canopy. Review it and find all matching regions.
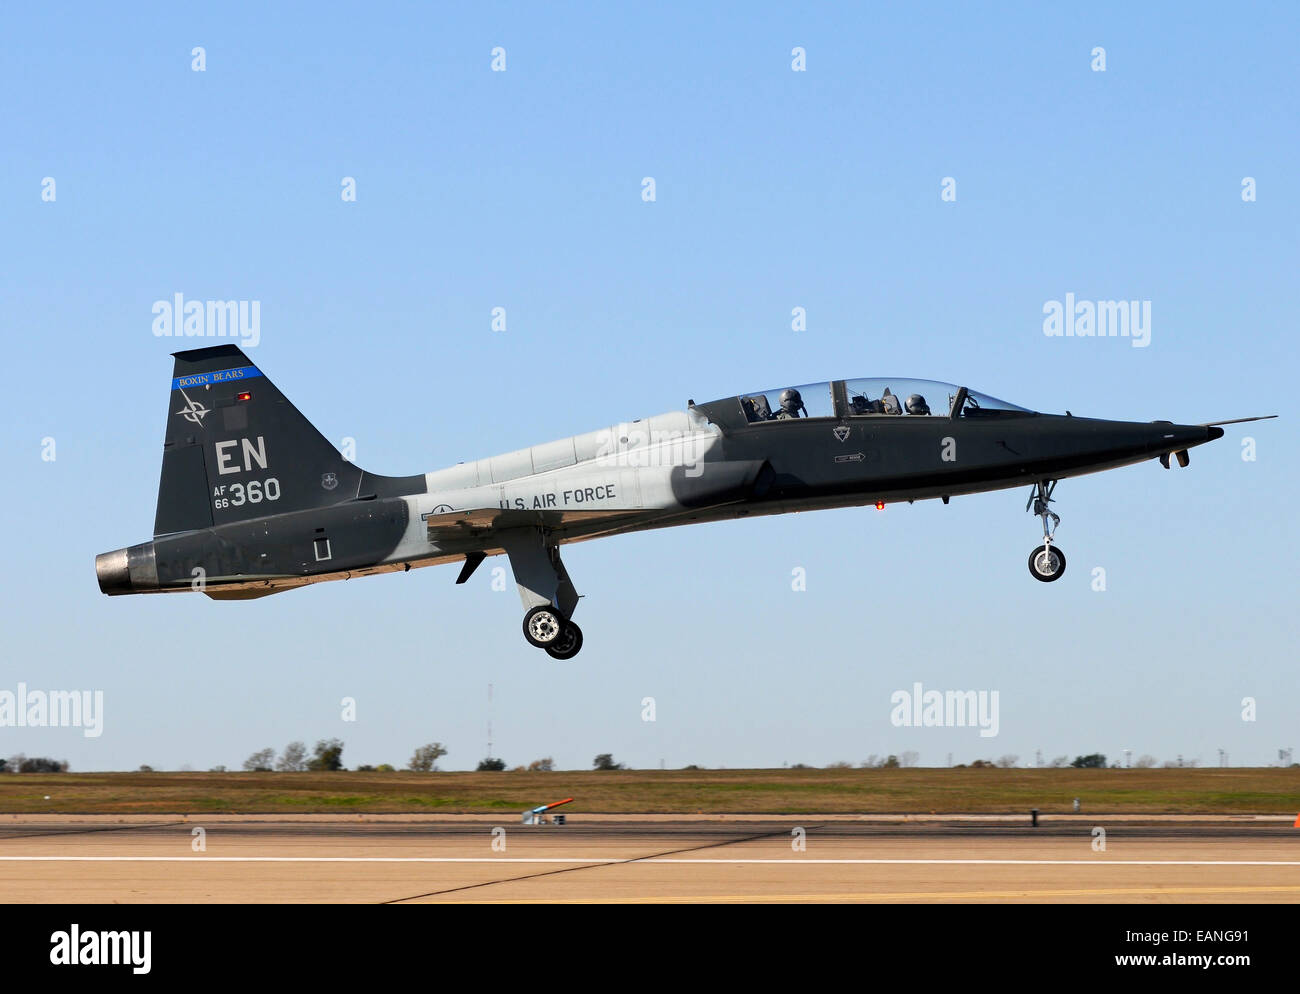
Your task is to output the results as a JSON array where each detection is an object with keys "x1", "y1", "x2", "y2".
[{"x1": 697, "y1": 378, "x2": 1034, "y2": 428}]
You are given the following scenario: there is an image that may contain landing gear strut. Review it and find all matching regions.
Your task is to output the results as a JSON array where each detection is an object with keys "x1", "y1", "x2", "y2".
[
  {"x1": 1026, "y1": 480, "x2": 1066, "y2": 582},
  {"x1": 504, "y1": 528, "x2": 585, "y2": 658}
]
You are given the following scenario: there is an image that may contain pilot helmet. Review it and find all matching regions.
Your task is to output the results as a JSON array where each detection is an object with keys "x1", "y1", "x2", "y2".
[
  {"x1": 779, "y1": 388, "x2": 803, "y2": 413},
  {"x1": 905, "y1": 394, "x2": 930, "y2": 416}
]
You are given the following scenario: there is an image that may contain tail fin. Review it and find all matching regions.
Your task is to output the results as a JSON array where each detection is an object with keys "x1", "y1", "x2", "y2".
[{"x1": 154, "y1": 346, "x2": 421, "y2": 537}]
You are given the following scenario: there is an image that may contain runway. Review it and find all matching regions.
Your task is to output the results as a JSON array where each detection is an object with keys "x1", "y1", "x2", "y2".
[{"x1": 2, "y1": 816, "x2": 1296, "y2": 903}]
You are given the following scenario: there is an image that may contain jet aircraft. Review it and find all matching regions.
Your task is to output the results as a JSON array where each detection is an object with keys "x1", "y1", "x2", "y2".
[{"x1": 97, "y1": 345, "x2": 1273, "y2": 658}]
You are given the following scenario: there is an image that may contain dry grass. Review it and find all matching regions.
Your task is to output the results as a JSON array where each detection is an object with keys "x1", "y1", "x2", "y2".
[{"x1": 0, "y1": 767, "x2": 1296, "y2": 814}]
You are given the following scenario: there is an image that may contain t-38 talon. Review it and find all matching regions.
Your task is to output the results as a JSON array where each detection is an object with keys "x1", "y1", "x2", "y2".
[{"x1": 97, "y1": 347, "x2": 1275, "y2": 657}]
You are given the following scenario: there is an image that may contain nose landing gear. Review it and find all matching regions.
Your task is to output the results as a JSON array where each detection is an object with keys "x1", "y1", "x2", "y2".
[{"x1": 1026, "y1": 480, "x2": 1066, "y2": 582}]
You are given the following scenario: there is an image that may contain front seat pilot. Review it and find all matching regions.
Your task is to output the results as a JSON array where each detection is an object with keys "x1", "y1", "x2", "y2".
[{"x1": 905, "y1": 394, "x2": 931, "y2": 416}]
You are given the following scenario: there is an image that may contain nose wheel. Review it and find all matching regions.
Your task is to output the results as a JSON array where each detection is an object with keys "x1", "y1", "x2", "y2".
[
  {"x1": 522, "y1": 604, "x2": 584, "y2": 659},
  {"x1": 1026, "y1": 480, "x2": 1066, "y2": 582}
]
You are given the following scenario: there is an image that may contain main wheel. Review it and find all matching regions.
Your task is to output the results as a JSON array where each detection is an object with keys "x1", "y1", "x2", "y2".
[
  {"x1": 545, "y1": 622, "x2": 583, "y2": 660},
  {"x1": 1028, "y1": 544, "x2": 1066, "y2": 582},
  {"x1": 522, "y1": 605, "x2": 565, "y2": 647}
]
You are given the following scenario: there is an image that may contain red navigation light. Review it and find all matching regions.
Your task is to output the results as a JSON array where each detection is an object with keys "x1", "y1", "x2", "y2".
[
  {"x1": 875, "y1": 501, "x2": 885, "y2": 510},
  {"x1": 236, "y1": 391, "x2": 252, "y2": 402}
]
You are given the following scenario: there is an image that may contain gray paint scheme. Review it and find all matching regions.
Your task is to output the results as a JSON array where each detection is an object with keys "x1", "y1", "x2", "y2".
[{"x1": 97, "y1": 347, "x2": 1269, "y2": 651}]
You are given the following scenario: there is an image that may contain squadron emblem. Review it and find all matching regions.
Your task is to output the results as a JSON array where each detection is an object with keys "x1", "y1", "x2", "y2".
[{"x1": 174, "y1": 389, "x2": 210, "y2": 426}]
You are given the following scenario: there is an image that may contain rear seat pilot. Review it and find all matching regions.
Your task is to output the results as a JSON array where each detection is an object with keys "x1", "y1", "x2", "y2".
[{"x1": 775, "y1": 388, "x2": 807, "y2": 419}]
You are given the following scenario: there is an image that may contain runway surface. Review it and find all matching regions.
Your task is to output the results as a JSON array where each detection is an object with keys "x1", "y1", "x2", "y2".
[{"x1": 2, "y1": 815, "x2": 1297, "y2": 903}]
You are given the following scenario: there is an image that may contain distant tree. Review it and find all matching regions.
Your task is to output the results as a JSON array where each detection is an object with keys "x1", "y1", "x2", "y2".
[
  {"x1": 19, "y1": 757, "x2": 68, "y2": 773},
  {"x1": 1070, "y1": 754, "x2": 1107, "y2": 769},
  {"x1": 900, "y1": 751, "x2": 920, "y2": 768},
  {"x1": 477, "y1": 757, "x2": 506, "y2": 771},
  {"x1": 208, "y1": 765, "x2": 227, "y2": 773},
  {"x1": 825, "y1": 761, "x2": 853, "y2": 769},
  {"x1": 968, "y1": 759, "x2": 995, "y2": 769},
  {"x1": 276, "y1": 741, "x2": 308, "y2": 772},
  {"x1": 1049, "y1": 755, "x2": 1070, "y2": 768},
  {"x1": 860, "y1": 755, "x2": 881, "y2": 769},
  {"x1": 790, "y1": 763, "x2": 811, "y2": 769},
  {"x1": 682, "y1": 764, "x2": 703, "y2": 770},
  {"x1": 408, "y1": 743, "x2": 447, "y2": 772},
  {"x1": 243, "y1": 748, "x2": 275, "y2": 772},
  {"x1": 995, "y1": 755, "x2": 1019, "y2": 768},
  {"x1": 0, "y1": 757, "x2": 6, "y2": 773},
  {"x1": 356, "y1": 765, "x2": 376, "y2": 772},
  {"x1": 593, "y1": 754, "x2": 624, "y2": 771},
  {"x1": 375, "y1": 763, "x2": 396, "y2": 772},
  {"x1": 308, "y1": 739, "x2": 345, "y2": 771},
  {"x1": 1134, "y1": 755, "x2": 1158, "y2": 768},
  {"x1": 527, "y1": 757, "x2": 555, "y2": 772},
  {"x1": 880, "y1": 755, "x2": 900, "y2": 769},
  {"x1": 138, "y1": 765, "x2": 154, "y2": 772},
  {"x1": 7, "y1": 754, "x2": 25, "y2": 772}
]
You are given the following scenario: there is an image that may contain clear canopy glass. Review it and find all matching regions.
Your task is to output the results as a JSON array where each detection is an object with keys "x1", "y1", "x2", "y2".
[
  {"x1": 739, "y1": 382, "x2": 835, "y2": 423},
  {"x1": 710, "y1": 378, "x2": 1034, "y2": 424},
  {"x1": 844, "y1": 378, "x2": 1033, "y2": 417},
  {"x1": 718, "y1": 378, "x2": 1034, "y2": 422}
]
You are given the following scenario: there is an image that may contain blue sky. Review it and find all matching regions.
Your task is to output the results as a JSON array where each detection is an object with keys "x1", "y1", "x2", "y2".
[{"x1": 1, "y1": 2, "x2": 1296, "y2": 772}]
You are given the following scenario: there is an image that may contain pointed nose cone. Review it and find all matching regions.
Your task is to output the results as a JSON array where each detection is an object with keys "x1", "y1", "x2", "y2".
[{"x1": 1154, "y1": 423, "x2": 1221, "y2": 451}]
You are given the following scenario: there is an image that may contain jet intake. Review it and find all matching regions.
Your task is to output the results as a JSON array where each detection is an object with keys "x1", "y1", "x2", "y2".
[{"x1": 95, "y1": 543, "x2": 159, "y2": 595}]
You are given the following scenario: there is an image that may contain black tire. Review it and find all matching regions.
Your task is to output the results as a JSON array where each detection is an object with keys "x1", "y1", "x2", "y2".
[
  {"x1": 545, "y1": 622, "x2": 584, "y2": 660},
  {"x1": 522, "y1": 605, "x2": 565, "y2": 647},
  {"x1": 1028, "y1": 545, "x2": 1066, "y2": 582}
]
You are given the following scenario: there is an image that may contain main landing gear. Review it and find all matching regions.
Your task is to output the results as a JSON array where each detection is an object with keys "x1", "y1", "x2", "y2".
[
  {"x1": 1026, "y1": 480, "x2": 1066, "y2": 582},
  {"x1": 503, "y1": 528, "x2": 585, "y2": 659},
  {"x1": 522, "y1": 604, "x2": 584, "y2": 660}
]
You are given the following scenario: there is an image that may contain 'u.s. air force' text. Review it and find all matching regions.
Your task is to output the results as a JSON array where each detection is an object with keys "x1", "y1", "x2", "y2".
[{"x1": 501, "y1": 484, "x2": 616, "y2": 509}]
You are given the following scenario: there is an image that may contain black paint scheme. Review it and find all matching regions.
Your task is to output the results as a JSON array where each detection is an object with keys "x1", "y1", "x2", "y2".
[{"x1": 97, "y1": 350, "x2": 1229, "y2": 601}]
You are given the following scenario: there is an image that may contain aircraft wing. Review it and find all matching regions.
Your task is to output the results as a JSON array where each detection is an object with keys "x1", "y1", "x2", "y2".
[{"x1": 423, "y1": 506, "x2": 639, "y2": 541}]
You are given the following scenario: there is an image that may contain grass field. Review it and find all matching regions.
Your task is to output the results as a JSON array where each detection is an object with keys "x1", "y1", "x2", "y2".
[{"x1": 0, "y1": 768, "x2": 1297, "y2": 815}]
